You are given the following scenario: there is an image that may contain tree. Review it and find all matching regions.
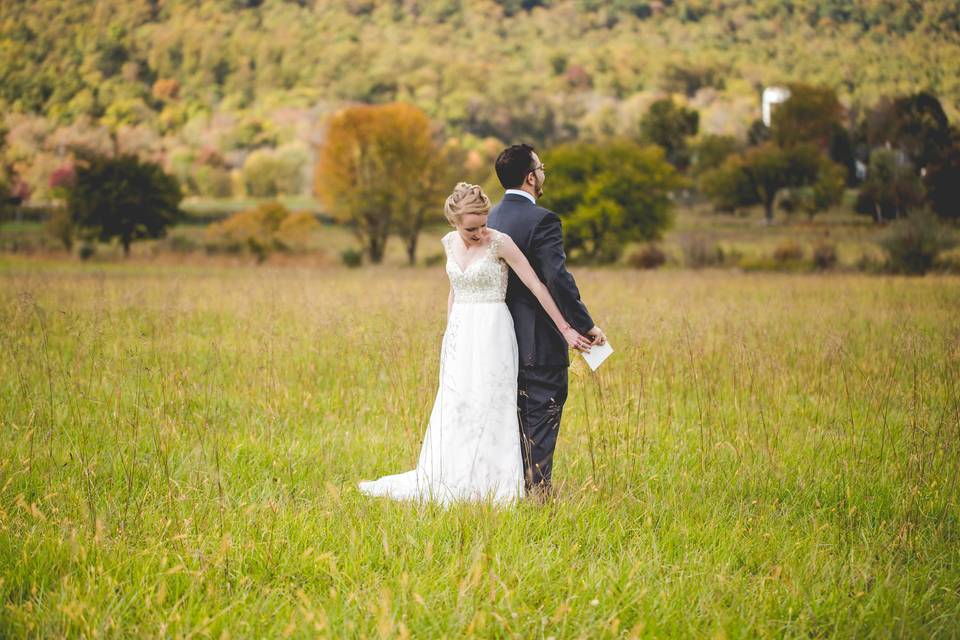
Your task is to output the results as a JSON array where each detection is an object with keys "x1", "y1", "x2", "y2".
[
  {"x1": 862, "y1": 93, "x2": 960, "y2": 220},
  {"x1": 66, "y1": 154, "x2": 181, "y2": 256},
  {"x1": 0, "y1": 124, "x2": 13, "y2": 222},
  {"x1": 47, "y1": 162, "x2": 77, "y2": 250},
  {"x1": 924, "y1": 132, "x2": 960, "y2": 221},
  {"x1": 771, "y1": 83, "x2": 844, "y2": 149},
  {"x1": 782, "y1": 159, "x2": 847, "y2": 220},
  {"x1": 802, "y1": 158, "x2": 847, "y2": 219},
  {"x1": 701, "y1": 143, "x2": 843, "y2": 222},
  {"x1": 700, "y1": 155, "x2": 758, "y2": 213},
  {"x1": 0, "y1": 120, "x2": 19, "y2": 222},
  {"x1": 540, "y1": 141, "x2": 682, "y2": 263},
  {"x1": 864, "y1": 93, "x2": 951, "y2": 170},
  {"x1": 692, "y1": 134, "x2": 739, "y2": 176},
  {"x1": 742, "y1": 144, "x2": 818, "y2": 222},
  {"x1": 392, "y1": 141, "x2": 456, "y2": 267},
  {"x1": 242, "y1": 144, "x2": 308, "y2": 197},
  {"x1": 747, "y1": 119, "x2": 772, "y2": 147},
  {"x1": 855, "y1": 148, "x2": 925, "y2": 223},
  {"x1": 315, "y1": 103, "x2": 448, "y2": 264},
  {"x1": 827, "y1": 125, "x2": 856, "y2": 185},
  {"x1": 638, "y1": 98, "x2": 699, "y2": 170}
]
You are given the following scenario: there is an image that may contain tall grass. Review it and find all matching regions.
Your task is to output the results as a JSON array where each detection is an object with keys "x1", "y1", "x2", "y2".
[{"x1": 1, "y1": 261, "x2": 958, "y2": 637}]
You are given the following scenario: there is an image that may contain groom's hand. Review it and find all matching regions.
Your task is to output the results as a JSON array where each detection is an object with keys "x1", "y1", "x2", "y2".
[{"x1": 587, "y1": 326, "x2": 607, "y2": 346}]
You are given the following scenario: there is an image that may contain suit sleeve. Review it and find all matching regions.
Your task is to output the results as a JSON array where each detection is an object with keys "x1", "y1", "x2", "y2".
[{"x1": 530, "y1": 212, "x2": 594, "y2": 335}]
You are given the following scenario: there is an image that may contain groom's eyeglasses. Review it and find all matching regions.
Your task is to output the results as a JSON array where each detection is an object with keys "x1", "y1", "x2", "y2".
[{"x1": 530, "y1": 163, "x2": 545, "y2": 174}]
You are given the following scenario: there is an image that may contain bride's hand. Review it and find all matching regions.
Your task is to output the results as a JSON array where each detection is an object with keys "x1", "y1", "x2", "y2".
[{"x1": 562, "y1": 326, "x2": 592, "y2": 353}]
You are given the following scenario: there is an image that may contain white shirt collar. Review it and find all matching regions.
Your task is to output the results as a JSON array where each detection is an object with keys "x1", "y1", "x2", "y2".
[{"x1": 504, "y1": 189, "x2": 536, "y2": 204}]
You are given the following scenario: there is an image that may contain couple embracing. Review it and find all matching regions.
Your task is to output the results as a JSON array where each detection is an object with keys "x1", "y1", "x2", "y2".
[{"x1": 359, "y1": 144, "x2": 606, "y2": 505}]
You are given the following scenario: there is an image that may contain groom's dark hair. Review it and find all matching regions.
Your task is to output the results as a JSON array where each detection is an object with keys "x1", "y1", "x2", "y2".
[{"x1": 495, "y1": 144, "x2": 537, "y2": 189}]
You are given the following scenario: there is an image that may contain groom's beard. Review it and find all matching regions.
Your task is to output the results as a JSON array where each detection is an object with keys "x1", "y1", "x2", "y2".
[{"x1": 533, "y1": 176, "x2": 544, "y2": 199}]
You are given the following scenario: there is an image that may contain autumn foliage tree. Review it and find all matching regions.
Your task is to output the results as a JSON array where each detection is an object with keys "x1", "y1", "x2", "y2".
[
  {"x1": 314, "y1": 103, "x2": 450, "y2": 264},
  {"x1": 204, "y1": 201, "x2": 319, "y2": 263}
]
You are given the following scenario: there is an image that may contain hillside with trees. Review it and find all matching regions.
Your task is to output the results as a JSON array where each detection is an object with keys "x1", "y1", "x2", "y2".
[
  {"x1": 2, "y1": 0, "x2": 959, "y2": 272},
  {"x1": 2, "y1": 0, "x2": 959, "y2": 200}
]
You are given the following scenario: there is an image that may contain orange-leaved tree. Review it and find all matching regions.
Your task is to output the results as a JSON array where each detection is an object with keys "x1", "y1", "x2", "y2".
[{"x1": 315, "y1": 103, "x2": 450, "y2": 264}]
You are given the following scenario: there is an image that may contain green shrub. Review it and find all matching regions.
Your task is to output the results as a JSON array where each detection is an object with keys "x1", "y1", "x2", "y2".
[
  {"x1": 340, "y1": 248, "x2": 363, "y2": 268},
  {"x1": 681, "y1": 236, "x2": 724, "y2": 268},
  {"x1": 78, "y1": 243, "x2": 96, "y2": 261},
  {"x1": 879, "y1": 209, "x2": 956, "y2": 275},
  {"x1": 855, "y1": 251, "x2": 888, "y2": 274},
  {"x1": 628, "y1": 244, "x2": 667, "y2": 269},
  {"x1": 812, "y1": 242, "x2": 838, "y2": 270},
  {"x1": 933, "y1": 247, "x2": 960, "y2": 273},
  {"x1": 167, "y1": 234, "x2": 198, "y2": 254},
  {"x1": 773, "y1": 239, "x2": 804, "y2": 263}
]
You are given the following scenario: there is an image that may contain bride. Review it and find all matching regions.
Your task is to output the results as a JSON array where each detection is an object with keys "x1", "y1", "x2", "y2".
[{"x1": 358, "y1": 182, "x2": 592, "y2": 505}]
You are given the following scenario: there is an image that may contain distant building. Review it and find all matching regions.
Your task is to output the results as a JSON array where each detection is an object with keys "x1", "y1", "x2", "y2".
[
  {"x1": 762, "y1": 86, "x2": 791, "y2": 127},
  {"x1": 855, "y1": 159, "x2": 867, "y2": 181}
]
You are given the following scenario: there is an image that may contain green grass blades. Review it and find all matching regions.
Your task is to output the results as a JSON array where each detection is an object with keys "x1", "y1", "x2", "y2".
[{"x1": 1, "y1": 263, "x2": 958, "y2": 638}]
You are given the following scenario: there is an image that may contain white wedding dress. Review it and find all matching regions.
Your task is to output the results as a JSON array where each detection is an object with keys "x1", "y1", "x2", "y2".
[{"x1": 358, "y1": 230, "x2": 525, "y2": 505}]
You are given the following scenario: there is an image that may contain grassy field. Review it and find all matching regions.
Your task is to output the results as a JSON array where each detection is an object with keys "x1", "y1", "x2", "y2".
[{"x1": 1, "y1": 259, "x2": 959, "y2": 637}]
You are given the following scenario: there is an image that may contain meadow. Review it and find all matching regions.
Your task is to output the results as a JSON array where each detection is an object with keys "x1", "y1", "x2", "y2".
[{"x1": 1, "y1": 259, "x2": 958, "y2": 638}]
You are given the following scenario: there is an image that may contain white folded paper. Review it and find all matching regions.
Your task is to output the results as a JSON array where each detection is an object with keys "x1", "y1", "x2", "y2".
[{"x1": 580, "y1": 340, "x2": 613, "y2": 371}]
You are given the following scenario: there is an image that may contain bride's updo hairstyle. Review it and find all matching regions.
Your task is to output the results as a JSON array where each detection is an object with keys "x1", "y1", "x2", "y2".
[{"x1": 444, "y1": 182, "x2": 491, "y2": 227}]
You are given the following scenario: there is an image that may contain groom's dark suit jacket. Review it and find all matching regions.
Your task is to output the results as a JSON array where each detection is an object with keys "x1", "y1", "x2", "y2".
[{"x1": 489, "y1": 193, "x2": 594, "y2": 368}]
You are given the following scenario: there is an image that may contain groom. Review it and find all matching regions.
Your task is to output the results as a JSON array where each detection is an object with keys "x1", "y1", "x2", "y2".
[{"x1": 488, "y1": 144, "x2": 606, "y2": 499}]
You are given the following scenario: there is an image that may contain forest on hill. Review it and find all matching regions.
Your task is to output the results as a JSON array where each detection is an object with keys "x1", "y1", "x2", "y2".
[{"x1": 2, "y1": 0, "x2": 959, "y2": 202}]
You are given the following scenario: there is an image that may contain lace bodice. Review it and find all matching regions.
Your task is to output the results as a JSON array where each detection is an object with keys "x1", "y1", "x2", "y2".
[{"x1": 442, "y1": 230, "x2": 508, "y2": 303}]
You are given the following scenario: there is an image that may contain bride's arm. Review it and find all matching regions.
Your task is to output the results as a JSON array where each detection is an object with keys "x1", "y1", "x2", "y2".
[
  {"x1": 447, "y1": 286, "x2": 454, "y2": 319},
  {"x1": 498, "y1": 235, "x2": 592, "y2": 352}
]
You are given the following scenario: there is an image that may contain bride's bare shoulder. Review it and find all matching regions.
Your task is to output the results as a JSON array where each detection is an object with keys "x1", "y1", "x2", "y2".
[
  {"x1": 491, "y1": 229, "x2": 514, "y2": 247},
  {"x1": 489, "y1": 229, "x2": 518, "y2": 260}
]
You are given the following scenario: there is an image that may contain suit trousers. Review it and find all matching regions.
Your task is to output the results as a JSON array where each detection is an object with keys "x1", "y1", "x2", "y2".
[{"x1": 517, "y1": 365, "x2": 569, "y2": 493}]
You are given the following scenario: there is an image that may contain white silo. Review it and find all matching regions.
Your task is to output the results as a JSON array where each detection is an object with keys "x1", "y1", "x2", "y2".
[{"x1": 762, "y1": 86, "x2": 791, "y2": 127}]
